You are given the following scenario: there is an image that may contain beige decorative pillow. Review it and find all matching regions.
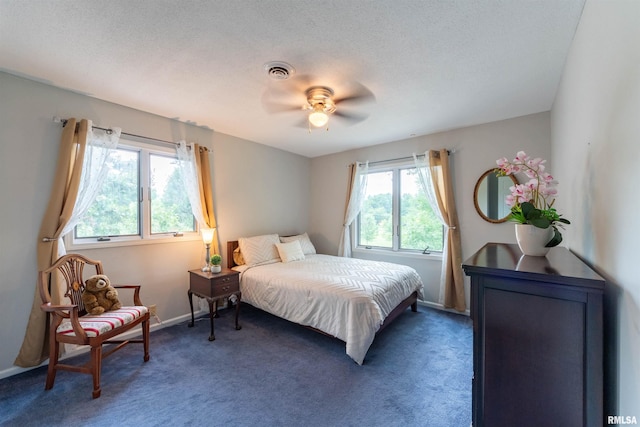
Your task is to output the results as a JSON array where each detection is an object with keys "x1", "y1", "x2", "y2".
[
  {"x1": 233, "y1": 247, "x2": 245, "y2": 266},
  {"x1": 238, "y1": 234, "x2": 280, "y2": 266},
  {"x1": 275, "y1": 240, "x2": 305, "y2": 263},
  {"x1": 280, "y1": 232, "x2": 317, "y2": 255}
]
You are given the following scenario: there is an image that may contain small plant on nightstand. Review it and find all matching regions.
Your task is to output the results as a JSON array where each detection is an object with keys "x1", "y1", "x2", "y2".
[{"x1": 210, "y1": 254, "x2": 222, "y2": 273}]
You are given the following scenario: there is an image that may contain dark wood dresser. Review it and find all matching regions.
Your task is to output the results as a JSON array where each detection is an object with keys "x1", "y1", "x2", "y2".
[{"x1": 462, "y1": 243, "x2": 605, "y2": 427}]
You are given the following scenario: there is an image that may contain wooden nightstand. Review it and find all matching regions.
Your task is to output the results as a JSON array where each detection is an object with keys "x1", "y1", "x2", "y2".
[{"x1": 188, "y1": 268, "x2": 242, "y2": 341}]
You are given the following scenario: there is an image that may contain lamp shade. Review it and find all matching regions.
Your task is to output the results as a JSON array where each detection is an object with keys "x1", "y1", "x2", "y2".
[
  {"x1": 308, "y1": 103, "x2": 329, "y2": 128},
  {"x1": 309, "y1": 111, "x2": 329, "y2": 127},
  {"x1": 201, "y1": 228, "x2": 215, "y2": 244}
]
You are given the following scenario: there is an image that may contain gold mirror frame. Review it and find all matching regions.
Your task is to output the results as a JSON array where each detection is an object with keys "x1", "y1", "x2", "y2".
[{"x1": 473, "y1": 169, "x2": 518, "y2": 224}]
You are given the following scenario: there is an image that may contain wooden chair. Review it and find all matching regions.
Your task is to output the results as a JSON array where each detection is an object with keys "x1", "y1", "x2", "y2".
[{"x1": 38, "y1": 253, "x2": 150, "y2": 398}]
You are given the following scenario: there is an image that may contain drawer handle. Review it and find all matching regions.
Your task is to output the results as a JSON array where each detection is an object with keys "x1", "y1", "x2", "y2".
[{"x1": 222, "y1": 285, "x2": 230, "y2": 291}]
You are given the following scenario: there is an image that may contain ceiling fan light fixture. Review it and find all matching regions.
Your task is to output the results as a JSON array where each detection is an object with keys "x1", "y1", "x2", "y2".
[{"x1": 308, "y1": 106, "x2": 329, "y2": 128}]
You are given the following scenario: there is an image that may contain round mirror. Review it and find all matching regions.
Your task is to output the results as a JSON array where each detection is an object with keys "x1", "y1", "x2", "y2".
[{"x1": 473, "y1": 169, "x2": 518, "y2": 223}]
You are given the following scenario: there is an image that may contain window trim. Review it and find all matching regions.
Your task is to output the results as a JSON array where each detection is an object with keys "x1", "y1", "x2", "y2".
[
  {"x1": 352, "y1": 244, "x2": 444, "y2": 261},
  {"x1": 65, "y1": 138, "x2": 200, "y2": 250},
  {"x1": 354, "y1": 160, "x2": 444, "y2": 255}
]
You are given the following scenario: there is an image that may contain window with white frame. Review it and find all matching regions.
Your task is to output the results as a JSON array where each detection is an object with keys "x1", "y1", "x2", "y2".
[
  {"x1": 69, "y1": 138, "x2": 197, "y2": 247},
  {"x1": 357, "y1": 163, "x2": 444, "y2": 253}
]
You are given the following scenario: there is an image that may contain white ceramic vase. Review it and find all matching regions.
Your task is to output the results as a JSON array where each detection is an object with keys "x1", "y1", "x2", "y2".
[
  {"x1": 210, "y1": 265, "x2": 222, "y2": 273},
  {"x1": 515, "y1": 224, "x2": 554, "y2": 256}
]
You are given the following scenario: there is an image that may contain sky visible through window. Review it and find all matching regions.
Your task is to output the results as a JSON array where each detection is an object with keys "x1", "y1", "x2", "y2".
[{"x1": 365, "y1": 168, "x2": 421, "y2": 195}]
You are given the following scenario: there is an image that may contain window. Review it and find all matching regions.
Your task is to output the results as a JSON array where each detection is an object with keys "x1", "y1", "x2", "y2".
[
  {"x1": 149, "y1": 153, "x2": 194, "y2": 234},
  {"x1": 357, "y1": 163, "x2": 444, "y2": 253},
  {"x1": 69, "y1": 139, "x2": 197, "y2": 247}
]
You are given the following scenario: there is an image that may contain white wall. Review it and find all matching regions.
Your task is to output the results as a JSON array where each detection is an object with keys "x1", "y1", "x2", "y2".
[
  {"x1": 309, "y1": 112, "x2": 552, "y2": 309},
  {"x1": 551, "y1": 0, "x2": 640, "y2": 417},
  {"x1": 0, "y1": 72, "x2": 310, "y2": 376}
]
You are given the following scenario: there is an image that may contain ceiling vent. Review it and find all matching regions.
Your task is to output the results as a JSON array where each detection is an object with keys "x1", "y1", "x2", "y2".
[{"x1": 264, "y1": 61, "x2": 295, "y2": 80}]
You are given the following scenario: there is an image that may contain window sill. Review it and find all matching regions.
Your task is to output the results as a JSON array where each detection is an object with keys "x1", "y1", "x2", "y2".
[
  {"x1": 352, "y1": 247, "x2": 443, "y2": 262},
  {"x1": 65, "y1": 233, "x2": 200, "y2": 250}
]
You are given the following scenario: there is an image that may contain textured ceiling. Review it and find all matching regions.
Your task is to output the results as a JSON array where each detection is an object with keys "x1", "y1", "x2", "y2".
[{"x1": 0, "y1": 0, "x2": 585, "y2": 158}]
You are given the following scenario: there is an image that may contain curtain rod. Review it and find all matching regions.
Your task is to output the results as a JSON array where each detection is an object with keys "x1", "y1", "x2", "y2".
[
  {"x1": 54, "y1": 117, "x2": 180, "y2": 147},
  {"x1": 359, "y1": 150, "x2": 453, "y2": 167}
]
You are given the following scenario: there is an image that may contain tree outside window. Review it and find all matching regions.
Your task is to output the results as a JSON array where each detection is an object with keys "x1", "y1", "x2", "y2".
[
  {"x1": 73, "y1": 140, "x2": 196, "y2": 245},
  {"x1": 358, "y1": 166, "x2": 443, "y2": 252}
]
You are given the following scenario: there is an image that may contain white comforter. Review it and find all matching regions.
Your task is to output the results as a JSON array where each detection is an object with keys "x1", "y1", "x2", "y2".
[{"x1": 235, "y1": 254, "x2": 424, "y2": 364}]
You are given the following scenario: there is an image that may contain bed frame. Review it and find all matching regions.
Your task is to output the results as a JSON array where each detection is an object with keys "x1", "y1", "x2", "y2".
[{"x1": 226, "y1": 240, "x2": 418, "y2": 337}]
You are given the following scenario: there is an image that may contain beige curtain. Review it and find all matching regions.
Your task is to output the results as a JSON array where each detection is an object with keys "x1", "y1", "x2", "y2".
[
  {"x1": 429, "y1": 149, "x2": 465, "y2": 312},
  {"x1": 338, "y1": 162, "x2": 368, "y2": 257},
  {"x1": 338, "y1": 163, "x2": 357, "y2": 256},
  {"x1": 344, "y1": 163, "x2": 357, "y2": 218},
  {"x1": 15, "y1": 118, "x2": 89, "y2": 367},
  {"x1": 194, "y1": 144, "x2": 219, "y2": 254}
]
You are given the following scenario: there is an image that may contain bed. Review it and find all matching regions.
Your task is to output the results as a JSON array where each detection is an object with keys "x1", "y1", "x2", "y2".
[{"x1": 227, "y1": 233, "x2": 424, "y2": 364}]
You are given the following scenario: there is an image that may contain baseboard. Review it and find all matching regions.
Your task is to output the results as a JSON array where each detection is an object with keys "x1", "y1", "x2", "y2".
[
  {"x1": 0, "y1": 310, "x2": 205, "y2": 381},
  {"x1": 418, "y1": 300, "x2": 470, "y2": 316}
]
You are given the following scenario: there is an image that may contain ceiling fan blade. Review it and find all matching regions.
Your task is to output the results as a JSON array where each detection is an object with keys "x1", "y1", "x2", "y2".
[
  {"x1": 333, "y1": 110, "x2": 369, "y2": 124},
  {"x1": 264, "y1": 74, "x2": 316, "y2": 99},
  {"x1": 261, "y1": 87, "x2": 304, "y2": 114},
  {"x1": 262, "y1": 75, "x2": 321, "y2": 114},
  {"x1": 289, "y1": 74, "x2": 315, "y2": 92},
  {"x1": 263, "y1": 102, "x2": 302, "y2": 114},
  {"x1": 334, "y1": 82, "x2": 375, "y2": 105},
  {"x1": 294, "y1": 117, "x2": 311, "y2": 129}
]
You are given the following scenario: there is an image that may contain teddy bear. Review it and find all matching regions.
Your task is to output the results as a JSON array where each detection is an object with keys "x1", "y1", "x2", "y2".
[{"x1": 82, "y1": 274, "x2": 122, "y2": 315}]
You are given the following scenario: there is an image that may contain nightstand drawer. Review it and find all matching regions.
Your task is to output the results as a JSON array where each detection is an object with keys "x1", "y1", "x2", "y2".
[
  {"x1": 189, "y1": 270, "x2": 240, "y2": 298},
  {"x1": 210, "y1": 276, "x2": 239, "y2": 297}
]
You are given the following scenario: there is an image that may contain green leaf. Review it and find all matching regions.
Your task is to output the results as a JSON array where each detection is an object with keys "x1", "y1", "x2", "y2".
[
  {"x1": 521, "y1": 202, "x2": 536, "y2": 218},
  {"x1": 509, "y1": 212, "x2": 526, "y2": 224},
  {"x1": 527, "y1": 210, "x2": 542, "y2": 220},
  {"x1": 545, "y1": 227, "x2": 563, "y2": 247},
  {"x1": 530, "y1": 217, "x2": 550, "y2": 229}
]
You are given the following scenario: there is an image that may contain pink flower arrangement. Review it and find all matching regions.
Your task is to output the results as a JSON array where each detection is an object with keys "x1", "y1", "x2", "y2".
[
  {"x1": 495, "y1": 151, "x2": 570, "y2": 247},
  {"x1": 496, "y1": 151, "x2": 558, "y2": 210}
]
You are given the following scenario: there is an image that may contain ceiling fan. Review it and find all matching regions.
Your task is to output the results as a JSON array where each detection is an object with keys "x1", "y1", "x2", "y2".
[
  {"x1": 304, "y1": 86, "x2": 337, "y2": 128},
  {"x1": 263, "y1": 79, "x2": 375, "y2": 131}
]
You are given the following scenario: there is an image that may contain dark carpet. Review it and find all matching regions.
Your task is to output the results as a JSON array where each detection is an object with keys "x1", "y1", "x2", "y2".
[{"x1": 0, "y1": 304, "x2": 472, "y2": 427}]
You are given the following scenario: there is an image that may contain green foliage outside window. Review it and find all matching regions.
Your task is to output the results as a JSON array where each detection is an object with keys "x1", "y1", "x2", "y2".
[
  {"x1": 150, "y1": 154, "x2": 194, "y2": 234},
  {"x1": 400, "y1": 192, "x2": 443, "y2": 251},
  {"x1": 75, "y1": 146, "x2": 195, "y2": 240},
  {"x1": 359, "y1": 167, "x2": 443, "y2": 252},
  {"x1": 76, "y1": 149, "x2": 139, "y2": 237},
  {"x1": 360, "y1": 193, "x2": 392, "y2": 246}
]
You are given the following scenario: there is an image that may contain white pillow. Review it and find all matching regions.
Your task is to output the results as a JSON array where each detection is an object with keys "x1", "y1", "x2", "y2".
[
  {"x1": 238, "y1": 234, "x2": 280, "y2": 266},
  {"x1": 275, "y1": 240, "x2": 305, "y2": 263},
  {"x1": 280, "y1": 232, "x2": 317, "y2": 255}
]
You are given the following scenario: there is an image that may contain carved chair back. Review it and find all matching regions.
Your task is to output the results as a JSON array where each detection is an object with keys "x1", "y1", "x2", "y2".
[{"x1": 38, "y1": 253, "x2": 104, "y2": 317}]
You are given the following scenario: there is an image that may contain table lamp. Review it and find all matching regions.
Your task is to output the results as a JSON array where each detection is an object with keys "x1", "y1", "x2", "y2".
[{"x1": 201, "y1": 228, "x2": 215, "y2": 272}]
